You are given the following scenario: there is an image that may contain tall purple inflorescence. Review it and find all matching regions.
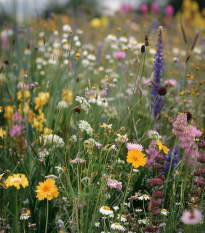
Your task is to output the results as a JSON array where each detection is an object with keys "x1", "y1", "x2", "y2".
[{"x1": 151, "y1": 26, "x2": 165, "y2": 120}]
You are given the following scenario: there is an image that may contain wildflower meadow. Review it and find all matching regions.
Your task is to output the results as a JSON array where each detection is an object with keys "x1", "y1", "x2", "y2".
[{"x1": 1, "y1": 0, "x2": 205, "y2": 232}]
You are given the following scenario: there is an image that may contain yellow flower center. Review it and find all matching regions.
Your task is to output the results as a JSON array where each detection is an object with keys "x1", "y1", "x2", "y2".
[
  {"x1": 161, "y1": 209, "x2": 167, "y2": 212},
  {"x1": 11, "y1": 178, "x2": 21, "y2": 183},
  {"x1": 115, "y1": 223, "x2": 120, "y2": 225},
  {"x1": 122, "y1": 214, "x2": 126, "y2": 218},
  {"x1": 142, "y1": 195, "x2": 148, "y2": 197},
  {"x1": 103, "y1": 206, "x2": 110, "y2": 210}
]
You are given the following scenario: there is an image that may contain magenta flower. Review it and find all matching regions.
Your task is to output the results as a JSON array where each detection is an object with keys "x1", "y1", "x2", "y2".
[
  {"x1": 113, "y1": 51, "x2": 126, "y2": 59},
  {"x1": 181, "y1": 209, "x2": 202, "y2": 224},
  {"x1": 151, "y1": 2, "x2": 159, "y2": 13},
  {"x1": 127, "y1": 143, "x2": 143, "y2": 152},
  {"x1": 140, "y1": 4, "x2": 148, "y2": 14},
  {"x1": 165, "y1": 5, "x2": 174, "y2": 17}
]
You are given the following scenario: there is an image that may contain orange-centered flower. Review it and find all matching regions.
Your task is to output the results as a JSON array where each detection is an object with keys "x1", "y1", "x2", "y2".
[{"x1": 126, "y1": 149, "x2": 147, "y2": 168}]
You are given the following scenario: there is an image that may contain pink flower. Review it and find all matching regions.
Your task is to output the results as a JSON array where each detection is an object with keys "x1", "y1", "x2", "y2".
[
  {"x1": 107, "y1": 178, "x2": 122, "y2": 190},
  {"x1": 165, "y1": 5, "x2": 174, "y2": 17},
  {"x1": 164, "y1": 79, "x2": 176, "y2": 87},
  {"x1": 113, "y1": 51, "x2": 126, "y2": 59},
  {"x1": 127, "y1": 143, "x2": 143, "y2": 152},
  {"x1": 151, "y1": 2, "x2": 159, "y2": 13},
  {"x1": 140, "y1": 4, "x2": 148, "y2": 14},
  {"x1": 181, "y1": 209, "x2": 202, "y2": 224},
  {"x1": 172, "y1": 113, "x2": 194, "y2": 149},
  {"x1": 190, "y1": 126, "x2": 202, "y2": 138},
  {"x1": 121, "y1": 3, "x2": 135, "y2": 13},
  {"x1": 95, "y1": 142, "x2": 102, "y2": 149},
  {"x1": 143, "y1": 78, "x2": 152, "y2": 86},
  {"x1": 145, "y1": 141, "x2": 159, "y2": 165}
]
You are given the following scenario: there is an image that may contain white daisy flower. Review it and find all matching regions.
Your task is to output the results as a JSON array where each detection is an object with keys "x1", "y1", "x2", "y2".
[
  {"x1": 111, "y1": 223, "x2": 126, "y2": 231},
  {"x1": 161, "y1": 209, "x2": 169, "y2": 216},
  {"x1": 99, "y1": 206, "x2": 113, "y2": 215},
  {"x1": 138, "y1": 194, "x2": 150, "y2": 201}
]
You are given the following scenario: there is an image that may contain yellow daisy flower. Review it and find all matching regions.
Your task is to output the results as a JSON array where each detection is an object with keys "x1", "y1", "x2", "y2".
[
  {"x1": 5, "y1": 174, "x2": 29, "y2": 189},
  {"x1": 35, "y1": 178, "x2": 59, "y2": 201},
  {"x1": 126, "y1": 149, "x2": 147, "y2": 168}
]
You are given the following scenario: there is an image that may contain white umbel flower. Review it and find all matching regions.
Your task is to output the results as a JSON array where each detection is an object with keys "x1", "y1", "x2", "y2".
[
  {"x1": 44, "y1": 134, "x2": 64, "y2": 147},
  {"x1": 113, "y1": 206, "x2": 119, "y2": 211},
  {"x1": 57, "y1": 101, "x2": 69, "y2": 109},
  {"x1": 99, "y1": 206, "x2": 113, "y2": 215},
  {"x1": 111, "y1": 223, "x2": 126, "y2": 231},
  {"x1": 70, "y1": 135, "x2": 77, "y2": 142},
  {"x1": 79, "y1": 120, "x2": 93, "y2": 135},
  {"x1": 75, "y1": 96, "x2": 90, "y2": 113}
]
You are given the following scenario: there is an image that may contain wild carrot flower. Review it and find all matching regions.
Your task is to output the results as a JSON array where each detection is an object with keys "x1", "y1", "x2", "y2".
[
  {"x1": 35, "y1": 178, "x2": 59, "y2": 201},
  {"x1": 5, "y1": 174, "x2": 29, "y2": 189},
  {"x1": 126, "y1": 149, "x2": 147, "y2": 168}
]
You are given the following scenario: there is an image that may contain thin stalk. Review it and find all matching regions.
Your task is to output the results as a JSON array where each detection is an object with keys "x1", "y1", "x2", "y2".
[{"x1": 45, "y1": 199, "x2": 49, "y2": 233}]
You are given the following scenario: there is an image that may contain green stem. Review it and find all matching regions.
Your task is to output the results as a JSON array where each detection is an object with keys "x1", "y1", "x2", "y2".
[
  {"x1": 45, "y1": 199, "x2": 49, "y2": 233},
  {"x1": 121, "y1": 165, "x2": 133, "y2": 213}
]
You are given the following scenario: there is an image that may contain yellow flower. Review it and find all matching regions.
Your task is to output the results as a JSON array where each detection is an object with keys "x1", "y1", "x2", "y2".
[
  {"x1": 0, "y1": 128, "x2": 6, "y2": 139},
  {"x1": 156, "y1": 141, "x2": 163, "y2": 151},
  {"x1": 35, "y1": 178, "x2": 59, "y2": 201},
  {"x1": 5, "y1": 174, "x2": 29, "y2": 189},
  {"x1": 156, "y1": 141, "x2": 169, "y2": 154},
  {"x1": 44, "y1": 127, "x2": 53, "y2": 136},
  {"x1": 90, "y1": 18, "x2": 101, "y2": 28},
  {"x1": 34, "y1": 92, "x2": 50, "y2": 110},
  {"x1": 62, "y1": 89, "x2": 73, "y2": 105},
  {"x1": 126, "y1": 149, "x2": 147, "y2": 168},
  {"x1": 162, "y1": 146, "x2": 169, "y2": 154},
  {"x1": 17, "y1": 90, "x2": 30, "y2": 101},
  {"x1": 4, "y1": 106, "x2": 14, "y2": 119}
]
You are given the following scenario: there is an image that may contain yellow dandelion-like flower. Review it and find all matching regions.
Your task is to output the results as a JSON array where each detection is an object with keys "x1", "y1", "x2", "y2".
[
  {"x1": 0, "y1": 128, "x2": 6, "y2": 139},
  {"x1": 35, "y1": 178, "x2": 59, "y2": 201},
  {"x1": 5, "y1": 174, "x2": 29, "y2": 189},
  {"x1": 126, "y1": 149, "x2": 147, "y2": 168},
  {"x1": 156, "y1": 141, "x2": 169, "y2": 154}
]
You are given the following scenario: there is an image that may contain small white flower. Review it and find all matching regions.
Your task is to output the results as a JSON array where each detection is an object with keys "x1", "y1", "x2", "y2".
[
  {"x1": 133, "y1": 169, "x2": 139, "y2": 173},
  {"x1": 57, "y1": 101, "x2": 69, "y2": 109},
  {"x1": 138, "y1": 218, "x2": 149, "y2": 224},
  {"x1": 101, "y1": 123, "x2": 112, "y2": 131},
  {"x1": 135, "y1": 209, "x2": 143, "y2": 212},
  {"x1": 79, "y1": 120, "x2": 93, "y2": 135},
  {"x1": 115, "y1": 134, "x2": 128, "y2": 143},
  {"x1": 55, "y1": 166, "x2": 65, "y2": 174},
  {"x1": 99, "y1": 206, "x2": 113, "y2": 215},
  {"x1": 113, "y1": 206, "x2": 119, "y2": 211},
  {"x1": 45, "y1": 175, "x2": 58, "y2": 179},
  {"x1": 95, "y1": 222, "x2": 100, "y2": 227},
  {"x1": 138, "y1": 194, "x2": 150, "y2": 201},
  {"x1": 62, "y1": 24, "x2": 72, "y2": 32},
  {"x1": 20, "y1": 213, "x2": 30, "y2": 220},
  {"x1": 44, "y1": 134, "x2": 64, "y2": 147},
  {"x1": 109, "y1": 213, "x2": 114, "y2": 218},
  {"x1": 75, "y1": 96, "x2": 90, "y2": 113},
  {"x1": 70, "y1": 135, "x2": 77, "y2": 142}
]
